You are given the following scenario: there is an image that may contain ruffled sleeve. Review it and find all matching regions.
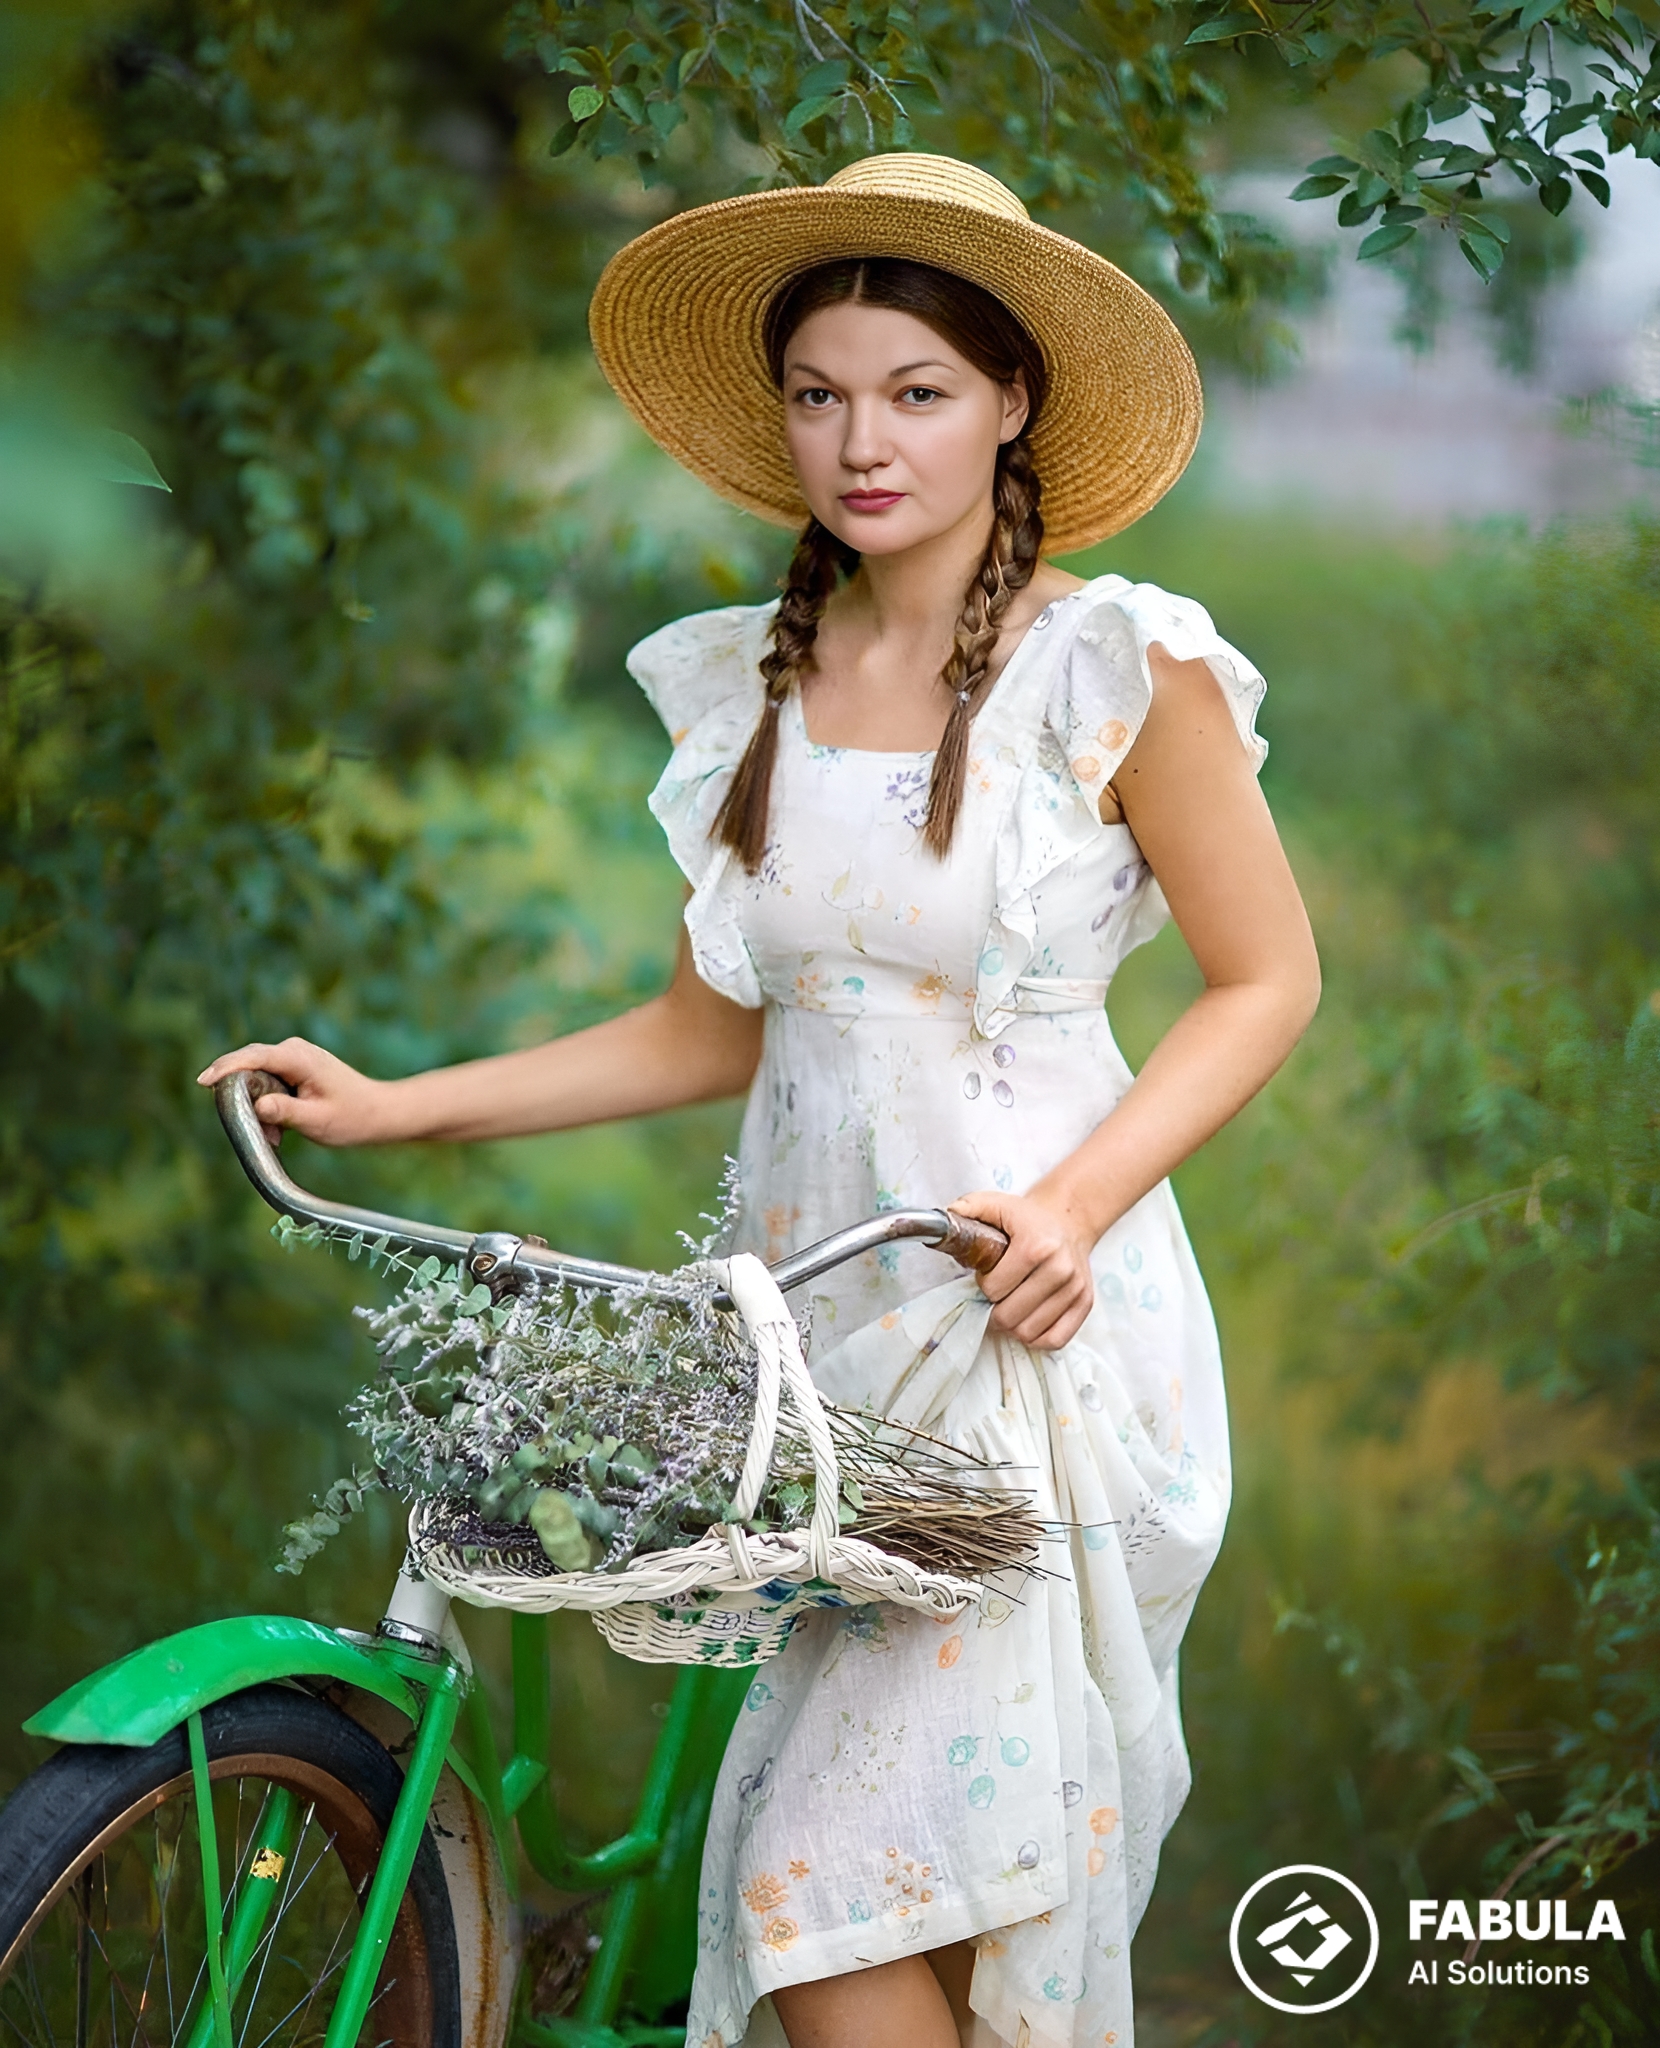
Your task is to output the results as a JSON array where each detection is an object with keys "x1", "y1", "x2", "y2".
[
  {"x1": 1050, "y1": 578, "x2": 1266, "y2": 808},
  {"x1": 627, "y1": 603, "x2": 775, "y2": 1008},
  {"x1": 974, "y1": 576, "x2": 1267, "y2": 1037}
]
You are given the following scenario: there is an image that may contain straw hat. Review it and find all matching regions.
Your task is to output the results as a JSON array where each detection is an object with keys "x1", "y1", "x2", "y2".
[{"x1": 589, "y1": 153, "x2": 1202, "y2": 557}]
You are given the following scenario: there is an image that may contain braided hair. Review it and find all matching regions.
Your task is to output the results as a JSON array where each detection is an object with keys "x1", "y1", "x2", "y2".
[{"x1": 712, "y1": 258, "x2": 1047, "y2": 873}]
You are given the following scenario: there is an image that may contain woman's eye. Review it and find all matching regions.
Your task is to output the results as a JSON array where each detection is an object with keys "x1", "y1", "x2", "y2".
[
  {"x1": 901, "y1": 386, "x2": 941, "y2": 405},
  {"x1": 795, "y1": 387, "x2": 836, "y2": 409}
]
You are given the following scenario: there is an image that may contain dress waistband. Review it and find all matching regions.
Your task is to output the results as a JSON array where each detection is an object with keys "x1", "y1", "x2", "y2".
[
  {"x1": 1008, "y1": 974, "x2": 1111, "y2": 1014},
  {"x1": 764, "y1": 975, "x2": 1112, "y2": 1025}
]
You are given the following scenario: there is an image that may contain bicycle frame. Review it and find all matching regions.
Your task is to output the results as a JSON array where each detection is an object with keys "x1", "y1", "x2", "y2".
[{"x1": 19, "y1": 1072, "x2": 1006, "y2": 2047}]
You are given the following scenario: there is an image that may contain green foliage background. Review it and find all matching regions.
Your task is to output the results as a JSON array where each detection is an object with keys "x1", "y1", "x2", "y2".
[{"x1": 3, "y1": 1, "x2": 1660, "y2": 2041}]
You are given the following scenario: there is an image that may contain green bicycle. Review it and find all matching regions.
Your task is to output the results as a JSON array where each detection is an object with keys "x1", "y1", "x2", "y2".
[{"x1": 0, "y1": 1069, "x2": 1003, "y2": 2048}]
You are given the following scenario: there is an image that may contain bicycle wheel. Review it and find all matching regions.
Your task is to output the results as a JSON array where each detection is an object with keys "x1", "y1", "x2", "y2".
[{"x1": 0, "y1": 1682, "x2": 461, "y2": 2048}]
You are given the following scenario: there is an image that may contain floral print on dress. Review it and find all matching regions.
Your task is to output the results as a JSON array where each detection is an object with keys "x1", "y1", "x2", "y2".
[{"x1": 627, "y1": 576, "x2": 1267, "y2": 2048}]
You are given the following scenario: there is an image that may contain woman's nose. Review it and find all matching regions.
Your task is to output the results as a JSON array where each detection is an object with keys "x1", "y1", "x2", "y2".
[{"x1": 839, "y1": 399, "x2": 891, "y2": 475}]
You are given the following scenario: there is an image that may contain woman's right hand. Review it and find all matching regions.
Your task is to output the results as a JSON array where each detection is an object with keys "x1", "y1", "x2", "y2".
[{"x1": 196, "y1": 1038, "x2": 395, "y2": 1148}]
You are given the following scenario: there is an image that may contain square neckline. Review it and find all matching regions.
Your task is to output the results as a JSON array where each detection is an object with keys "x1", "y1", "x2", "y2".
[{"x1": 791, "y1": 584, "x2": 1091, "y2": 759}]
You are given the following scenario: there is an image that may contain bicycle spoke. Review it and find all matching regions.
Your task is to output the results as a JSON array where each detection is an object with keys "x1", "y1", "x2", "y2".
[
  {"x1": 246, "y1": 1832, "x2": 384, "y2": 2048},
  {"x1": 243, "y1": 1928, "x2": 353, "y2": 2048},
  {"x1": 154, "y1": 1809, "x2": 180, "y2": 2047},
  {"x1": 73, "y1": 1871, "x2": 90, "y2": 2048},
  {"x1": 127, "y1": 1857, "x2": 171, "y2": 2048},
  {"x1": 73, "y1": 1898, "x2": 157, "y2": 2045},
  {"x1": 24, "y1": 1930, "x2": 58, "y2": 2048},
  {"x1": 2, "y1": 1952, "x2": 52, "y2": 2048},
  {"x1": 233, "y1": 1810, "x2": 337, "y2": 2048}
]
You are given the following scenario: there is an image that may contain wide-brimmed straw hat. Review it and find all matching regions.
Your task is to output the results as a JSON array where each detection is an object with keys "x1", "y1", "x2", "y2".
[{"x1": 589, "y1": 153, "x2": 1202, "y2": 557}]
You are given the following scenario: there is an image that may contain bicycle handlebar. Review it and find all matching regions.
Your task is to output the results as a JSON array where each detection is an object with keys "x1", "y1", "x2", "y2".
[{"x1": 215, "y1": 1069, "x2": 1009, "y2": 1299}]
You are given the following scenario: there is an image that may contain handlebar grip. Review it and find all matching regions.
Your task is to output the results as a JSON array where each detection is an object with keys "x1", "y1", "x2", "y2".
[
  {"x1": 934, "y1": 1211, "x2": 1009, "y2": 1274},
  {"x1": 244, "y1": 1069, "x2": 296, "y2": 1105}
]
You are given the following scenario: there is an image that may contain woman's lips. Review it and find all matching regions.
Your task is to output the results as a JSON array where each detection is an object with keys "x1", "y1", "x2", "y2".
[{"x1": 840, "y1": 490, "x2": 906, "y2": 512}]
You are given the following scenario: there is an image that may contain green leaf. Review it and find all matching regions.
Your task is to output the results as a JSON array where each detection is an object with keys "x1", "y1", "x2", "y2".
[
  {"x1": 783, "y1": 93, "x2": 838, "y2": 140},
  {"x1": 1576, "y1": 166, "x2": 1612, "y2": 205},
  {"x1": 529, "y1": 1490, "x2": 593, "y2": 1571},
  {"x1": 1432, "y1": 146, "x2": 1489, "y2": 176},
  {"x1": 646, "y1": 98, "x2": 684, "y2": 139},
  {"x1": 1291, "y1": 174, "x2": 1347, "y2": 200},
  {"x1": 546, "y1": 118, "x2": 581, "y2": 158},
  {"x1": 1540, "y1": 175, "x2": 1572, "y2": 214},
  {"x1": 89, "y1": 430, "x2": 171, "y2": 492},
  {"x1": 1516, "y1": 0, "x2": 1560, "y2": 28},
  {"x1": 1305, "y1": 155, "x2": 1357, "y2": 175},
  {"x1": 1459, "y1": 233, "x2": 1504, "y2": 280},
  {"x1": 415, "y1": 1256, "x2": 442, "y2": 1285},
  {"x1": 797, "y1": 59, "x2": 851, "y2": 97},
  {"x1": 567, "y1": 84, "x2": 605, "y2": 121},
  {"x1": 1358, "y1": 221, "x2": 1417, "y2": 260},
  {"x1": 1185, "y1": 13, "x2": 1262, "y2": 43},
  {"x1": 611, "y1": 82, "x2": 645, "y2": 124}
]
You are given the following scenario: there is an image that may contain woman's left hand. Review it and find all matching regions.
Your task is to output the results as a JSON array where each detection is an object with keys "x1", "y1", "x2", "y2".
[{"x1": 946, "y1": 1189, "x2": 1097, "y2": 1351}]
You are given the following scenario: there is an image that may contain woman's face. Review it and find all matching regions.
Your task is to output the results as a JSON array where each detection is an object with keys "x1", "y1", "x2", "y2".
[{"x1": 778, "y1": 301, "x2": 1029, "y2": 558}]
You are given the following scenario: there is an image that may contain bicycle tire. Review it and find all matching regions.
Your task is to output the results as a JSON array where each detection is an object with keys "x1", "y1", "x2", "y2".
[{"x1": 0, "y1": 1681, "x2": 461, "y2": 2048}]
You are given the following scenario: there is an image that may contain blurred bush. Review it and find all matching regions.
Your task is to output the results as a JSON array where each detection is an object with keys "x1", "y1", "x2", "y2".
[
  {"x1": 1096, "y1": 502, "x2": 1660, "y2": 2043},
  {"x1": 0, "y1": 0, "x2": 759, "y2": 1780}
]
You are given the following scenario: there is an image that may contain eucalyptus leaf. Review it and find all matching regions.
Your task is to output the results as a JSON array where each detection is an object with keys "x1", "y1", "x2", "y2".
[{"x1": 88, "y1": 429, "x2": 171, "y2": 492}]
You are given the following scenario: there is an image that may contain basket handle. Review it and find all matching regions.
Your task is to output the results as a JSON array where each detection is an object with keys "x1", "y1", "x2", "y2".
[{"x1": 725, "y1": 1254, "x2": 841, "y2": 1578}]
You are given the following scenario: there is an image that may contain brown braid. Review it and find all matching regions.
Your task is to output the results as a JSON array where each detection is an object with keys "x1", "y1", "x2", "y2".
[
  {"x1": 712, "y1": 517, "x2": 858, "y2": 872},
  {"x1": 716, "y1": 255, "x2": 1049, "y2": 873},
  {"x1": 923, "y1": 434, "x2": 1045, "y2": 856}
]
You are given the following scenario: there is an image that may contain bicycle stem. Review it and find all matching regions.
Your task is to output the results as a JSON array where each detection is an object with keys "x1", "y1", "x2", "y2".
[{"x1": 214, "y1": 1068, "x2": 1007, "y2": 1296}]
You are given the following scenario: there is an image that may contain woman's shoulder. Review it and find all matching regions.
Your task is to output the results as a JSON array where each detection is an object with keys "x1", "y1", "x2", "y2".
[
  {"x1": 626, "y1": 600, "x2": 778, "y2": 743},
  {"x1": 1039, "y1": 570, "x2": 1268, "y2": 796},
  {"x1": 1052, "y1": 570, "x2": 1247, "y2": 659}
]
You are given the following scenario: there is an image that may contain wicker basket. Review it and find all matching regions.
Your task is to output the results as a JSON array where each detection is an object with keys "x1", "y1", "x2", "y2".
[{"x1": 409, "y1": 1254, "x2": 982, "y2": 1666}]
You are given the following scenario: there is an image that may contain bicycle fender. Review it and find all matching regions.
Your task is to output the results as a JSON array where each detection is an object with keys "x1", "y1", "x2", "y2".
[{"x1": 21, "y1": 1615, "x2": 421, "y2": 1747}]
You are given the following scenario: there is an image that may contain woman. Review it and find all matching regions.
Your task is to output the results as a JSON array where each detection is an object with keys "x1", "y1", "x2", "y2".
[{"x1": 201, "y1": 155, "x2": 1319, "y2": 2048}]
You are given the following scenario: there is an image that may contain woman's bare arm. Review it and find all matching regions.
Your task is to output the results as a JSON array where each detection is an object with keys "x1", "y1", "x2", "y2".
[
  {"x1": 196, "y1": 925, "x2": 765, "y2": 1145},
  {"x1": 953, "y1": 645, "x2": 1321, "y2": 1348}
]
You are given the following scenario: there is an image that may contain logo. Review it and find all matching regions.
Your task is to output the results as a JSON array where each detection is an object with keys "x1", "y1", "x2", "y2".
[{"x1": 1229, "y1": 1864, "x2": 1380, "y2": 2015}]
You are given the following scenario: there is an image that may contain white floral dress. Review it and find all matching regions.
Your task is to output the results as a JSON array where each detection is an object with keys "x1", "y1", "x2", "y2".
[{"x1": 627, "y1": 575, "x2": 1268, "y2": 2048}]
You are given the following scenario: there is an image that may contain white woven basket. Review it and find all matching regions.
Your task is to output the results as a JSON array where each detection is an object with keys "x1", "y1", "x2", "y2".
[{"x1": 410, "y1": 1253, "x2": 982, "y2": 1666}]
